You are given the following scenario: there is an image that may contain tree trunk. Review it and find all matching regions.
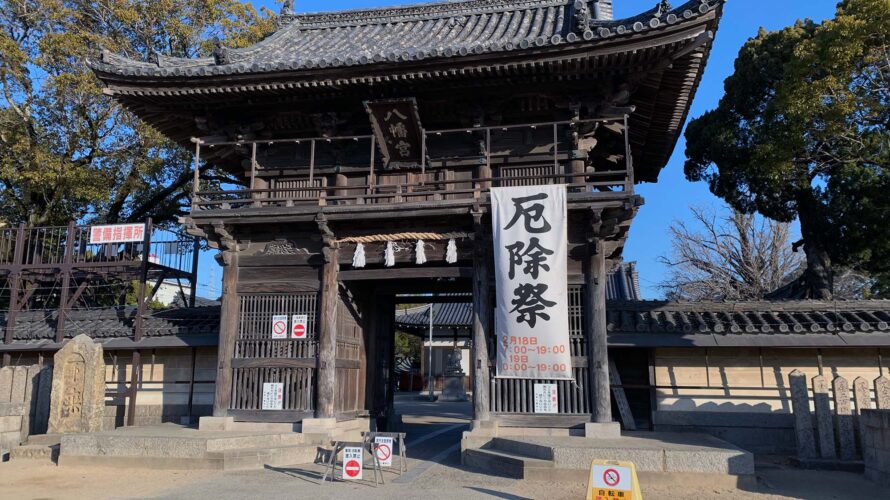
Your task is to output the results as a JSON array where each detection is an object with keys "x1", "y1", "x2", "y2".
[{"x1": 797, "y1": 191, "x2": 833, "y2": 299}]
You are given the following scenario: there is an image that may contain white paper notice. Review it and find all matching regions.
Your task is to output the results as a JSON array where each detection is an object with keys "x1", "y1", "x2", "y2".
[
  {"x1": 261, "y1": 382, "x2": 283, "y2": 410},
  {"x1": 534, "y1": 383, "x2": 559, "y2": 413}
]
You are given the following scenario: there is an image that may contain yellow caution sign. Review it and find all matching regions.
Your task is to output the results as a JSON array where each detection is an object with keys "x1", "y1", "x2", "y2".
[{"x1": 586, "y1": 460, "x2": 642, "y2": 500}]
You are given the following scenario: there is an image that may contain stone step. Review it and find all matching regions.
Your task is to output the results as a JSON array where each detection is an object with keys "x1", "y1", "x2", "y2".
[
  {"x1": 61, "y1": 432, "x2": 314, "y2": 459},
  {"x1": 490, "y1": 437, "x2": 555, "y2": 460},
  {"x1": 463, "y1": 448, "x2": 555, "y2": 480},
  {"x1": 25, "y1": 433, "x2": 62, "y2": 446},
  {"x1": 204, "y1": 433, "x2": 308, "y2": 452},
  {"x1": 59, "y1": 443, "x2": 321, "y2": 471},
  {"x1": 209, "y1": 444, "x2": 321, "y2": 470},
  {"x1": 10, "y1": 443, "x2": 59, "y2": 462}
]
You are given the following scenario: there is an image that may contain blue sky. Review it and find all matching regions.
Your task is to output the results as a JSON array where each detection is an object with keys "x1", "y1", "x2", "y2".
[{"x1": 195, "y1": 0, "x2": 839, "y2": 299}]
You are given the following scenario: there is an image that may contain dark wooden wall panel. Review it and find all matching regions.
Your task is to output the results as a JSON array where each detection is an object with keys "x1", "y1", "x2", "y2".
[
  {"x1": 491, "y1": 285, "x2": 591, "y2": 416},
  {"x1": 230, "y1": 293, "x2": 319, "y2": 415}
]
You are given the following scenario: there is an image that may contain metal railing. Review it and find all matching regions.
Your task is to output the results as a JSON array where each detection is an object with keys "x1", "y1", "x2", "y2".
[
  {"x1": 190, "y1": 117, "x2": 634, "y2": 212},
  {"x1": 0, "y1": 221, "x2": 198, "y2": 275},
  {"x1": 0, "y1": 220, "x2": 202, "y2": 362}
]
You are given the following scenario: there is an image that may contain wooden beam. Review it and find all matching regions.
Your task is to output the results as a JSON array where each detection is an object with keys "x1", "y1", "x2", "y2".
[
  {"x1": 232, "y1": 357, "x2": 316, "y2": 369},
  {"x1": 339, "y1": 267, "x2": 472, "y2": 281}
]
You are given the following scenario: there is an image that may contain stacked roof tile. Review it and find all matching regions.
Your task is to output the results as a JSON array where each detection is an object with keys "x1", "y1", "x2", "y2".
[
  {"x1": 1, "y1": 306, "x2": 220, "y2": 342},
  {"x1": 90, "y1": 0, "x2": 721, "y2": 78}
]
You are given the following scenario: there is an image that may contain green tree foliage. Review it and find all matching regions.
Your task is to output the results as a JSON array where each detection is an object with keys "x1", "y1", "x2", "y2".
[
  {"x1": 684, "y1": 0, "x2": 889, "y2": 298},
  {"x1": 395, "y1": 330, "x2": 421, "y2": 365},
  {"x1": 0, "y1": 0, "x2": 276, "y2": 226}
]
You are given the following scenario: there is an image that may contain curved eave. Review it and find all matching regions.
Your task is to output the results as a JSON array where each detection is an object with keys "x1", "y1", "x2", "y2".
[
  {"x1": 93, "y1": 5, "x2": 719, "y2": 92},
  {"x1": 93, "y1": 3, "x2": 723, "y2": 182},
  {"x1": 91, "y1": 0, "x2": 718, "y2": 80}
]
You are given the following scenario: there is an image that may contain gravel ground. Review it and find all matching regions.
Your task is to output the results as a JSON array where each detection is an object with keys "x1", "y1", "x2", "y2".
[{"x1": 1, "y1": 395, "x2": 887, "y2": 499}]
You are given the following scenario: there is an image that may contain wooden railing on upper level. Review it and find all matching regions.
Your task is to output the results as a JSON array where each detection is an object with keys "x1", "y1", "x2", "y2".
[{"x1": 190, "y1": 117, "x2": 634, "y2": 213}]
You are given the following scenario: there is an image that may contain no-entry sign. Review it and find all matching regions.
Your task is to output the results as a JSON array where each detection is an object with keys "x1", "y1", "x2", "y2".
[
  {"x1": 271, "y1": 315, "x2": 288, "y2": 339},
  {"x1": 342, "y1": 446, "x2": 363, "y2": 480},
  {"x1": 291, "y1": 314, "x2": 308, "y2": 339},
  {"x1": 374, "y1": 436, "x2": 394, "y2": 467}
]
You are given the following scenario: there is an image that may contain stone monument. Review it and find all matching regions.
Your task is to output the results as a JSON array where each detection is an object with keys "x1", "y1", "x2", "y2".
[
  {"x1": 47, "y1": 334, "x2": 106, "y2": 434},
  {"x1": 438, "y1": 348, "x2": 469, "y2": 402}
]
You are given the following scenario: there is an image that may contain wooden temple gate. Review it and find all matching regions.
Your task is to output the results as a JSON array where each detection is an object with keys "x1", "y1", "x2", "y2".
[{"x1": 89, "y1": 0, "x2": 725, "y2": 432}]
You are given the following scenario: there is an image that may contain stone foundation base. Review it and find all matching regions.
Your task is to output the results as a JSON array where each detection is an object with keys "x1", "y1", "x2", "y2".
[{"x1": 585, "y1": 422, "x2": 621, "y2": 439}]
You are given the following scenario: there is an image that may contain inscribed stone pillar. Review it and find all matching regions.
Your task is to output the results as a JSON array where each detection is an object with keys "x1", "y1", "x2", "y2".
[
  {"x1": 875, "y1": 376, "x2": 890, "y2": 410},
  {"x1": 789, "y1": 370, "x2": 817, "y2": 459},
  {"x1": 47, "y1": 335, "x2": 105, "y2": 434},
  {"x1": 812, "y1": 374, "x2": 837, "y2": 459},
  {"x1": 832, "y1": 376, "x2": 855, "y2": 460},
  {"x1": 853, "y1": 376, "x2": 872, "y2": 454},
  {"x1": 10, "y1": 366, "x2": 27, "y2": 403},
  {"x1": 0, "y1": 367, "x2": 12, "y2": 403},
  {"x1": 20, "y1": 364, "x2": 39, "y2": 440}
]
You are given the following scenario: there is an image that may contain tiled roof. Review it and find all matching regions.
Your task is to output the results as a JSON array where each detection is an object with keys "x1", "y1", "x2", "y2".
[
  {"x1": 89, "y1": 0, "x2": 721, "y2": 78},
  {"x1": 396, "y1": 262, "x2": 641, "y2": 331},
  {"x1": 1, "y1": 306, "x2": 220, "y2": 342},
  {"x1": 5, "y1": 298, "x2": 890, "y2": 350},
  {"x1": 395, "y1": 296, "x2": 890, "y2": 346},
  {"x1": 396, "y1": 301, "x2": 474, "y2": 332},
  {"x1": 606, "y1": 300, "x2": 890, "y2": 347},
  {"x1": 606, "y1": 300, "x2": 890, "y2": 335}
]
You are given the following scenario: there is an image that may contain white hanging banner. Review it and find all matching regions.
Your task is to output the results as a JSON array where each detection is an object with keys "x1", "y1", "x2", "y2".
[{"x1": 492, "y1": 185, "x2": 573, "y2": 380}]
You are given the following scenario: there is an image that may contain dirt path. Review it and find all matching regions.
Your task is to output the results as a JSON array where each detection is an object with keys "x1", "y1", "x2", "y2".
[{"x1": 0, "y1": 460, "x2": 215, "y2": 499}]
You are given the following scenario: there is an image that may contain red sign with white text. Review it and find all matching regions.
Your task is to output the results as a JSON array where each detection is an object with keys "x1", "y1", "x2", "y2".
[{"x1": 89, "y1": 224, "x2": 146, "y2": 244}]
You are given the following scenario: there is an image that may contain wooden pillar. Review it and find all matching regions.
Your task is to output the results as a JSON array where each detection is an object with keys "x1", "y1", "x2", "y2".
[
  {"x1": 570, "y1": 158, "x2": 585, "y2": 188},
  {"x1": 585, "y1": 238, "x2": 611, "y2": 423},
  {"x1": 134, "y1": 218, "x2": 153, "y2": 342},
  {"x1": 472, "y1": 212, "x2": 491, "y2": 421},
  {"x1": 127, "y1": 350, "x2": 141, "y2": 426},
  {"x1": 4, "y1": 274, "x2": 21, "y2": 347},
  {"x1": 316, "y1": 242, "x2": 339, "y2": 418},
  {"x1": 335, "y1": 174, "x2": 348, "y2": 200},
  {"x1": 4, "y1": 225, "x2": 26, "y2": 350},
  {"x1": 213, "y1": 250, "x2": 240, "y2": 417},
  {"x1": 56, "y1": 222, "x2": 76, "y2": 343},
  {"x1": 189, "y1": 237, "x2": 201, "y2": 308}
]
